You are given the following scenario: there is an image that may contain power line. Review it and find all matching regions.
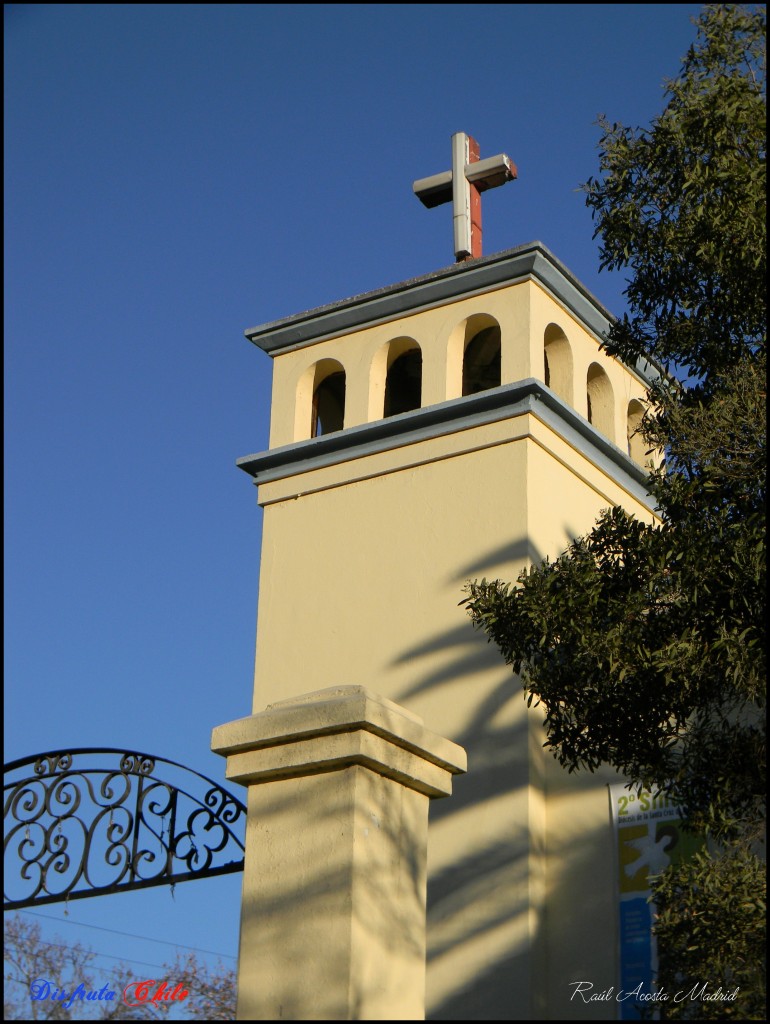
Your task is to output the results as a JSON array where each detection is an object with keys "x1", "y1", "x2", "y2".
[
  {"x1": 14, "y1": 910, "x2": 236, "y2": 962},
  {"x1": 6, "y1": 934, "x2": 179, "y2": 974}
]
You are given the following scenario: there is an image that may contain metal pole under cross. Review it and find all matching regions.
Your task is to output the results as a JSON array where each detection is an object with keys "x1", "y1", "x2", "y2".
[{"x1": 413, "y1": 132, "x2": 517, "y2": 262}]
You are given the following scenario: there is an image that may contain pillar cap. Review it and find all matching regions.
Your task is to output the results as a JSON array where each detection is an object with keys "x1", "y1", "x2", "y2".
[{"x1": 212, "y1": 685, "x2": 467, "y2": 798}]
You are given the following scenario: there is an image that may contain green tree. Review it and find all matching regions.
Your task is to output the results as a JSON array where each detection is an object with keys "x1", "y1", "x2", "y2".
[{"x1": 463, "y1": 5, "x2": 765, "y2": 1018}]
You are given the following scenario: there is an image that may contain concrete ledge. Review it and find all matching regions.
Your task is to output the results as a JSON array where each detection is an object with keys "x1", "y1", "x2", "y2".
[
  {"x1": 222, "y1": 729, "x2": 458, "y2": 798},
  {"x1": 235, "y1": 381, "x2": 655, "y2": 513},
  {"x1": 211, "y1": 685, "x2": 468, "y2": 778},
  {"x1": 243, "y1": 241, "x2": 659, "y2": 386}
]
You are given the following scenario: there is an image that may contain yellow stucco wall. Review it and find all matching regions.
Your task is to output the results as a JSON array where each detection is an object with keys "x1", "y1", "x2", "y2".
[{"x1": 244, "y1": 267, "x2": 657, "y2": 1019}]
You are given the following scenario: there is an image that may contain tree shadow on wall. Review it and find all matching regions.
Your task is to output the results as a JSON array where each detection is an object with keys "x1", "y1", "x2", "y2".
[
  {"x1": 386, "y1": 535, "x2": 621, "y2": 1021},
  {"x1": 381, "y1": 536, "x2": 537, "y2": 1020}
]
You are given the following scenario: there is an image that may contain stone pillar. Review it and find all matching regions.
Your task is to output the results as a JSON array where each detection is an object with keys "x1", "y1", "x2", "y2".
[{"x1": 212, "y1": 686, "x2": 467, "y2": 1021}]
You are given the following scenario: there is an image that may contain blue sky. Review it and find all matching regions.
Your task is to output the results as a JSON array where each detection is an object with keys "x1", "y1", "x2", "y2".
[{"x1": 5, "y1": 2, "x2": 703, "y2": 1013}]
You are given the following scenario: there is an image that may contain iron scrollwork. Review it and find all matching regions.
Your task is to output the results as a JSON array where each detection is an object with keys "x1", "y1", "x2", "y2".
[{"x1": 3, "y1": 748, "x2": 246, "y2": 909}]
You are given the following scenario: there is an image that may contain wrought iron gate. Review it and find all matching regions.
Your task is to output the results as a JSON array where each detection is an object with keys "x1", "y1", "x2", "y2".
[{"x1": 3, "y1": 748, "x2": 246, "y2": 910}]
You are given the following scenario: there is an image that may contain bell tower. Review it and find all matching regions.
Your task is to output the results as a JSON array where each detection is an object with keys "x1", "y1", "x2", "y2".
[{"x1": 235, "y1": 141, "x2": 657, "y2": 1019}]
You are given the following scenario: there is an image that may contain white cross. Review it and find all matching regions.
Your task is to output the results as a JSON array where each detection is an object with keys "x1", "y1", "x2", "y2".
[{"x1": 413, "y1": 132, "x2": 517, "y2": 262}]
